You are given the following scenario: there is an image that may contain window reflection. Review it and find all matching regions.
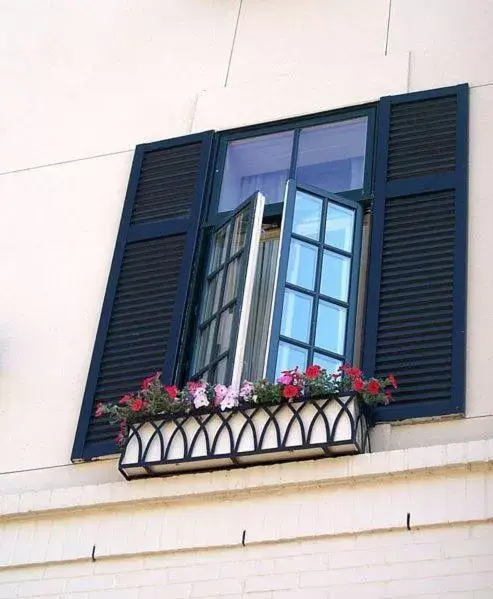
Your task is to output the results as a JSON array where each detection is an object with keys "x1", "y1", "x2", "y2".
[
  {"x1": 218, "y1": 131, "x2": 293, "y2": 213},
  {"x1": 296, "y1": 118, "x2": 368, "y2": 192}
]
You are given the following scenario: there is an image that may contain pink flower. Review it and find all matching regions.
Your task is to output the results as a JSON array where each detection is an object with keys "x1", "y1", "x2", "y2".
[
  {"x1": 95, "y1": 403, "x2": 105, "y2": 417},
  {"x1": 214, "y1": 384, "x2": 228, "y2": 400},
  {"x1": 188, "y1": 381, "x2": 203, "y2": 394},
  {"x1": 239, "y1": 381, "x2": 254, "y2": 399},
  {"x1": 277, "y1": 374, "x2": 292, "y2": 385}
]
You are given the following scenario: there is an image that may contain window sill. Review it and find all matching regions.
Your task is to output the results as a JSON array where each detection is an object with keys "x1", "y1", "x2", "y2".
[{"x1": 119, "y1": 394, "x2": 370, "y2": 480}]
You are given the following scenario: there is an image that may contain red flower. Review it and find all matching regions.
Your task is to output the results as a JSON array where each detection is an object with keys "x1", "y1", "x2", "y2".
[
  {"x1": 120, "y1": 393, "x2": 134, "y2": 405},
  {"x1": 340, "y1": 364, "x2": 362, "y2": 378},
  {"x1": 95, "y1": 403, "x2": 105, "y2": 417},
  {"x1": 142, "y1": 371, "x2": 161, "y2": 390},
  {"x1": 142, "y1": 376, "x2": 154, "y2": 390},
  {"x1": 385, "y1": 389, "x2": 393, "y2": 404},
  {"x1": 283, "y1": 384, "x2": 301, "y2": 399},
  {"x1": 353, "y1": 377, "x2": 365, "y2": 391},
  {"x1": 131, "y1": 398, "x2": 145, "y2": 412},
  {"x1": 165, "y1": 385, "x2": 179, "y2": 399},
  {"x1": 367, "y1": 380, "x2": 381, "y2": 394},
  {"x1": 306, "y1": 364, "x2": 322, "y2": 379},
  {"x1": 388, "y1": 374, "x2": 398, "y2": 389}
]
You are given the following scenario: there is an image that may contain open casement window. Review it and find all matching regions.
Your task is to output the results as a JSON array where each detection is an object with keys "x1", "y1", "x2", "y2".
[
  {"x1": 189, "y1": 192, "x2": 265, "y2": 389},
  {"x1": 265, "y1": 182, "x2": 363, "y2": 380}
]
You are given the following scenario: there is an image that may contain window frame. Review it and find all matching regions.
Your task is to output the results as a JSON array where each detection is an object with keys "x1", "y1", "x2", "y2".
[
  {"x1": 265, "y1": 181, "x2": 365, "y2": 381},
  {"x1": 207, "y1": 106, "x2": 377, "y2": 224},
  {"x1": 181, "y1": 107, "x2": 377, "y2": 387}
]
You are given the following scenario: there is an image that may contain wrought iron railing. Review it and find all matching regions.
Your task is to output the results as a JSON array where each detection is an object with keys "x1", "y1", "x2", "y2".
[{"x1": 119, "y1": 394, "x2": 370, "y2": 480}]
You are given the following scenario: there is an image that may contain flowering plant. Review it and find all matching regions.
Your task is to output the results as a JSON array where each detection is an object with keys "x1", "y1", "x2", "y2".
[{"x1": 96, "y1": 365, "x2": 397, "y2": 446}]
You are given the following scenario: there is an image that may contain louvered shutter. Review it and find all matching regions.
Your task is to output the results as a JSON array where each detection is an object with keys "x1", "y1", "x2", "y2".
[
  {"x1": 363, "y1": 85, "x2": 468, "y2": 421},
  {"x1": 72, "y1": 132, "x2": 214, "y2": 460}
]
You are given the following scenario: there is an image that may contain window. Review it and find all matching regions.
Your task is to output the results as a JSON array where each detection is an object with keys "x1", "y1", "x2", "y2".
[
  {"x1": 188, "y1": 114, "x2": 370, "y2": 387},
  {"x1": 72, "y1": 85, "x2": 468, "y2": 460}
]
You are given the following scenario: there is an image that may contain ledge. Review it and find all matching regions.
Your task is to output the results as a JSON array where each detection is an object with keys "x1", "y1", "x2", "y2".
[{"x1": 1, "y1": 439, "x2": 492, "y2": 521}]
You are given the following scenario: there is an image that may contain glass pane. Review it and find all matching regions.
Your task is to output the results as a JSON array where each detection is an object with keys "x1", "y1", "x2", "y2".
[
  {"x1": 202, "y1": 271, "x2": 223, "y2": 320},
  {"x1": 321, "y1": 250, "x2": 351, "y2": 302},
  {"x1": 275, "y1": 341, "x2": 308, "y2": 378},
  {"x1": 315, "y1": 300, "x2": 347, "y2": 355},
  {"x1": 193, "y1": 321, "x2": 215, "y2": 373},
  {"x1": 217, "y1": 307, "x2": 234, "y2": 355},
  {"x1": 214, "y1": 357, "x2": 228, "y2": 385},
  {"x1": 209, "y1": 224, "x2": 230, "y2": 272},
  {"x1": 230, "y1": 207, "x2": 250, "y2": 255},
  {"x1": 313, "y1": 353, "x2": 342, "y2": 376},
  {"x1": 242, "y1": 235, "x2": 280, "y2": 381},
  {"x1": 281, "y1": 289, "x2": 312, "y2": 343},
  {"x1": 325, "y1": 203, "x2": 354, "y2": 252},
  {"x1": 218, "y1": 131, "x2": 294, "y2": 212},
  {"x1": 223, "y1": 258, "x2": 240, "y2": 304},
  {"x1": 292, "y1": 191, "x2": 322, "y2": 240},
  {"x1": 286, "y1": 239, "x2": 317, "y2": 291},
  {"x1": 296, "y1": 117, "x2": 368, "y2": 192}
]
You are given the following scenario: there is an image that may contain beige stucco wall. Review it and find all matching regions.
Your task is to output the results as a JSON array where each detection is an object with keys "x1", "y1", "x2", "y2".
[{"x1": 1, "y1": 3, "x2": 493, "y2": 595}]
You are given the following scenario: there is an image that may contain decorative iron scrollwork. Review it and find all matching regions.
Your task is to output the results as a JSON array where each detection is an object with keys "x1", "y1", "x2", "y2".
[{"x1": 119, "y1": 395, "x2": 370, "y2": 480}]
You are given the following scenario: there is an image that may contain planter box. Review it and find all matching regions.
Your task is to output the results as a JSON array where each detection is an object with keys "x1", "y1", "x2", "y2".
[{"x1": 119, "y1": 394, "x2": 370, "y2": 480}]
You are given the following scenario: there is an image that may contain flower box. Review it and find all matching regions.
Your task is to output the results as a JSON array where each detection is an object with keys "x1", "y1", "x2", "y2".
[{"x1": 119, "y1": 394, "x2": 370, "y2": 480}]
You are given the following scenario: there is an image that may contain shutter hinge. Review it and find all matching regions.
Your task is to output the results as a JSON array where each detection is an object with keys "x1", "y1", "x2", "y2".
[{"x1": 360, "y1": 193, "x2": 374, "y2": 213}]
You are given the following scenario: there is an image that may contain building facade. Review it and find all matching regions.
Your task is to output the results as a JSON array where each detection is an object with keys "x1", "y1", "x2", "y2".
[{"x1": 1, "y1": 1, "x2": 493, "y2": 597}]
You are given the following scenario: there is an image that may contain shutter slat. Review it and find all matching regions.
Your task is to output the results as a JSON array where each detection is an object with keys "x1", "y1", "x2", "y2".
[{"x1": 387, "y1": 96, "x2": 457, "y2": 180}]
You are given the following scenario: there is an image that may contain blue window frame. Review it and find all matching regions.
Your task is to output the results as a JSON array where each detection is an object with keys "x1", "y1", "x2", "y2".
[{"x1": 266, "y1": 182, "x2": 363, "y2": 379}]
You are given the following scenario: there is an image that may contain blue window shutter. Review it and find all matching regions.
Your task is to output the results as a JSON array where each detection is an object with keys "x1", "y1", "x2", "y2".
[
  {"x1": 363, "y1": 85, "x2": 468, "y2": 421},
  {"x1": 72, "y1": 131, "x2": 214, "y2": 460}
]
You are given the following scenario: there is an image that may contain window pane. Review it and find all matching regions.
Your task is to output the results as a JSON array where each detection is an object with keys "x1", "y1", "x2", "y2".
[
  {"x1": 193, "y1": 322, "x2": 214, "y2": 373},
  {"x1": 315, "y1": 300, "x2": 346, "y2": 355},
  {"x1": 321, "y1": 250, "x2": 351, "y2": 302},
  {"x1": 281, "y1": 289, "x2": 312, "y2": 343},
  {"x1": 224, "y1": 258, "x2": 240, "y2": 304},
  {"x1": 296, "y1": 118, "x2": 368, "y2": 192},
  {"x1": 325, "y1": 203, "x2": 354, "y2": 252},
  {"x1": 292, "y1": 191, "x2": 322, "y2": 240},
  {"x1": 287, "y1": 239, "x2": 318, "y2": 291},
  {"x1": 231, "y1": 207, "x2": 249, "y2": 254},
  {"x1": 217, "y1": 307, "x2": 234, "y2": 355},
  {"x1": 242, "y1": 234, "x2": 280, "y2": 381},
  {"x1": 214, "y1": 357, "x2": 227, "y2": 385},
  {"x1": 275, "y1": 341, "x2": 308, "y2": 378},
  {"x1": 313, "y1": 353, "x2": 342, "y2": 376},
  {"x1": 218, "y1": 131, "x2": 293, "y2": 213},
  {"x1": 209, "y1": 224, "x2": 230, "y2": 272},
  {"x1": 202, "y1": 271, "x2": 224, "y2": 320}
]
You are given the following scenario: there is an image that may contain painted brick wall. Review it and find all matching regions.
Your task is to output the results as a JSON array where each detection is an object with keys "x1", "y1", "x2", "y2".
[{"x1": 0, "y1": 522, "x2": 492, "y2": 598}]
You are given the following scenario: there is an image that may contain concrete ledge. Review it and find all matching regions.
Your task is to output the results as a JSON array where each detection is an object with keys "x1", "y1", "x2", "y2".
[{"x1": 1, "y1": 440, "x2": 492, "y2": 521}]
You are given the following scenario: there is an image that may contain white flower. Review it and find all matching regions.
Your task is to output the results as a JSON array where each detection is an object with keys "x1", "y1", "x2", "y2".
[
  {"x1": 220, "y1": 388, "x2": 238, "y2": 411},
  {"x1": 193, "y1": 390, "x2": 210, "y2": 409}
]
